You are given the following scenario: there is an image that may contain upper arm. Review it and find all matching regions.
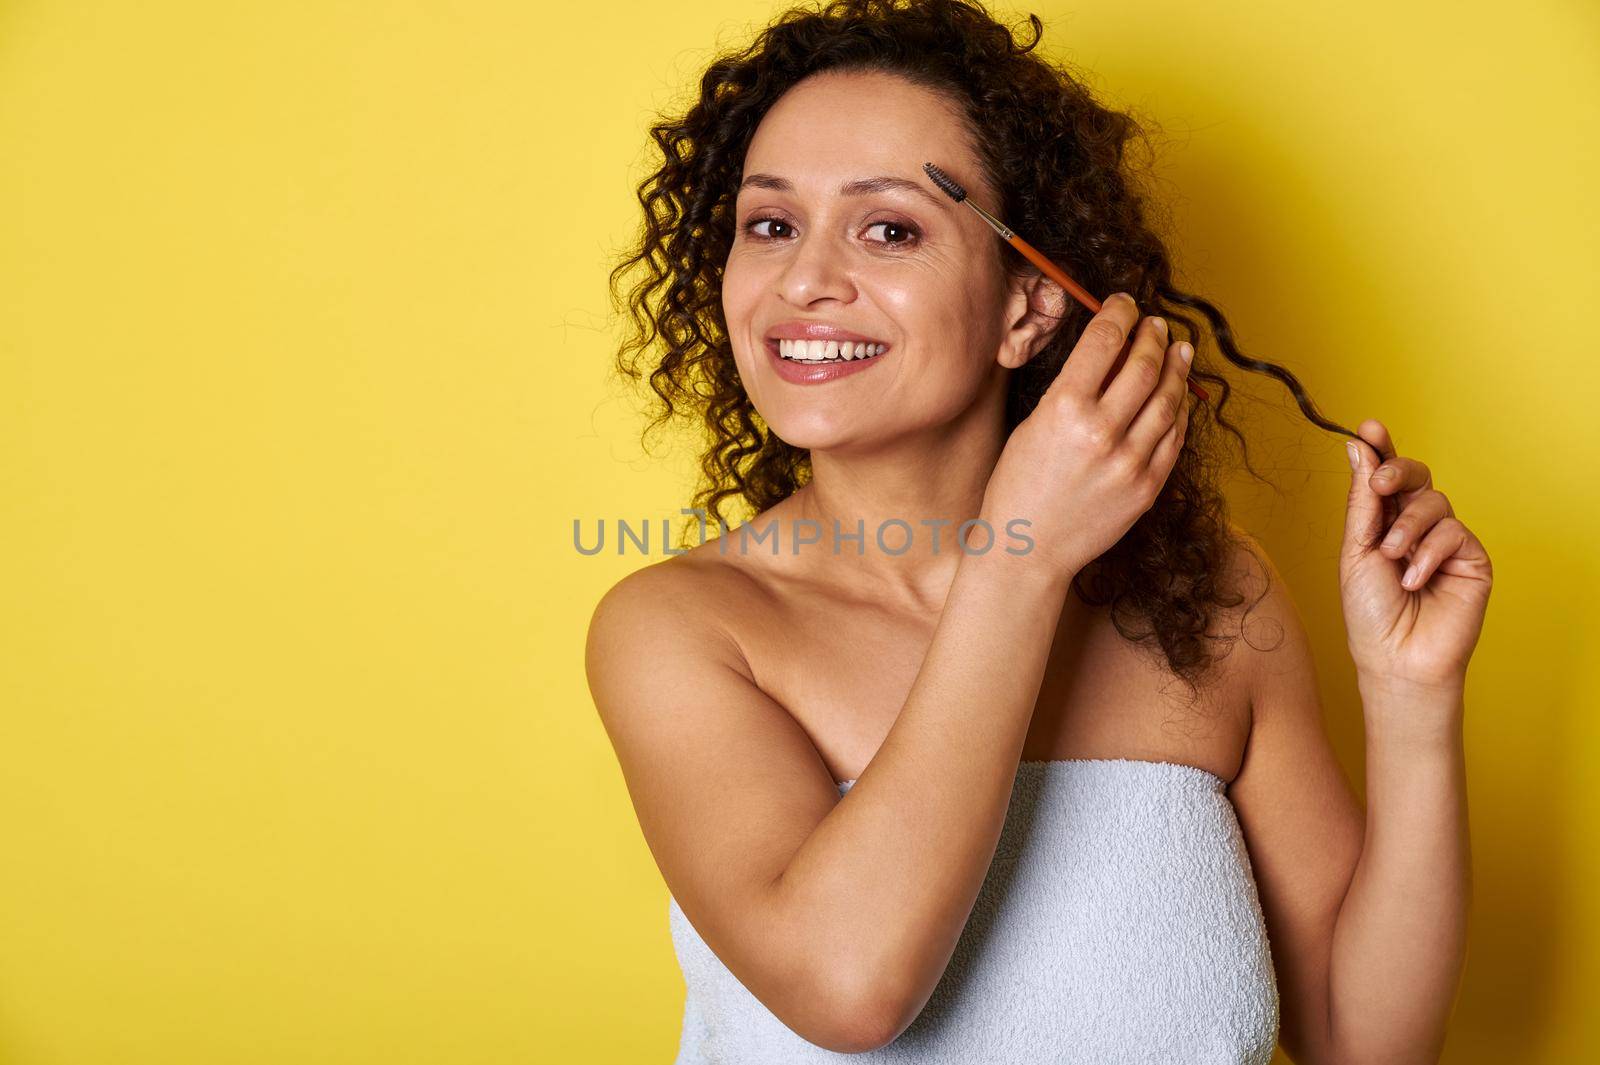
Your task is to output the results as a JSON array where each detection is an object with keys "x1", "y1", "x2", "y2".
[
  {"x1": 584, "y1": 561, "x2": 881, "y2": 1052},
  {"x1": 1224, "y1": 530, "x2": 1364, "y2": 1065}
]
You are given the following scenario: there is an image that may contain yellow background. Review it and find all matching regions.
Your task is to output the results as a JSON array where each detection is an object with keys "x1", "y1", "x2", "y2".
[{"x1": 2, "y1": 1, "x2": 1595, "y2": 1061}]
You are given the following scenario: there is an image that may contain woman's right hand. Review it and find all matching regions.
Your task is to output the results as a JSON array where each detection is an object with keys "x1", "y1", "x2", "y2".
[{"x1": 978, "y1": 292, "x2": 1195, "y2": 582}]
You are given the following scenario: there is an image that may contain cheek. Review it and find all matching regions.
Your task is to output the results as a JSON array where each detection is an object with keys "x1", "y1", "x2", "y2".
[
  {"x1": 878, "y1": 274, "x2": 999, "y2": 368},
  {"x1": 721, "y1": 255, "x2": 759, "y2": 317},
  {"x1": 720, "y1": 260, "x2": 764, "y2": 363},
  {"x1": 877, "y1": 252, "x2": 993, "y2": 319}
]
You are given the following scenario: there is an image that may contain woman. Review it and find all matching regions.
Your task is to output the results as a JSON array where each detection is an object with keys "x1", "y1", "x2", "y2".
[{"x1": 587, "y1": 1, "x2": 1492, "y2": 1061}]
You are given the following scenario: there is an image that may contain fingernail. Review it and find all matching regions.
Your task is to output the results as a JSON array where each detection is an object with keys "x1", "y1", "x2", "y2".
[
  {"x1": 1152, "y1": 316, "x2": 1168, "y2": 338},
  {"x1": 1346, "y1": 441, "x2": 1359, "y2": 471},
  {"x1": 1383, "y1": 528, "x2": 1403, "y2": 550},
  {"x1": 1402, "y1": 564, "x2": 1419, "y2": 588},
  {"x1": 1179, "y1": 342, "x2": 1193, "y2": 364},
  {"x1": 1375, "y1": 466, "x2": 1396, "y2": 481}
]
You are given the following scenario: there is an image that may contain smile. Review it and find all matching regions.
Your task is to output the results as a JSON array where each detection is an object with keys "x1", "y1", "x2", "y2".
[
  {"x1": 775, "y1": 338, "x2": 888, "y2": 363},
  {"x1": 763, "y1": 336, "x2": 889, "y2": 384}
]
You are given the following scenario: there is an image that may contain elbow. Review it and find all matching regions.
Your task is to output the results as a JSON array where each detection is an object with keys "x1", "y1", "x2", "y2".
[
  {"x1": 837, "y1": 1006, "x2": 907, "y2": 1055},
  {"x1": 804, "y1": 1017, "x2": 897, "y2": 1055},
  {"x1": 751, "y1": 949, "x2": 902, "y2": 1052},
  {"x1": 805, "y1": 966, "x2": 914, "y2": 1053},
  {"x1": 763, "y1": 888, "x2": 916, "y2": 1051},
  {"x1": 805, "y1": 1001, "x2": 904, "y2": 1054}
]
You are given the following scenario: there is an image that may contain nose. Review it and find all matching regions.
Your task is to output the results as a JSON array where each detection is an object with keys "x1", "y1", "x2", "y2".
[{"x1": 776, "y1": 229, "x2": 858, "y2": 307}]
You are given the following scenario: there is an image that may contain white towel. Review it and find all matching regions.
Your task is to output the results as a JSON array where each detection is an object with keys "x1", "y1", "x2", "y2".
[{"x1": 667, "y1": 758, "x2": 1279, "y2": 1062}]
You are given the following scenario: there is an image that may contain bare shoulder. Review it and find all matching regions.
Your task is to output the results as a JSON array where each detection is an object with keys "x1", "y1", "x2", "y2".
[
  {"x1": 1219, "y1": 518, "x2": 1277, "y2": 614},
  {"x1": 586, "y1": 549, "x2": 731, "y2": 640},
  {"x1": 584, "y1": 546, "x2": 757, "y2": 710},
  {"x1": 1213, "y1": 519, "x2": 1314, "y2": 701},
  {"x1": 583, "y1": 536, "x2": 828, "y2": 806}
]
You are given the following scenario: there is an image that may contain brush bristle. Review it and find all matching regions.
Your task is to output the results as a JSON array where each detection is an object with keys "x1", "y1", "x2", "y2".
[{"x1": 922, "y1": 162, "x2": 967, "y2": 203}]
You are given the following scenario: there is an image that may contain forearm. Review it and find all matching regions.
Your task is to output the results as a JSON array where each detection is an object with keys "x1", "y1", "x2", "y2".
[
  {"x1": 1325, "y1": 678, "x2": 1472, "y2": 1063},
  {"x1": 773, "y1": 546, "x2": 1069, "y2": 1032}
]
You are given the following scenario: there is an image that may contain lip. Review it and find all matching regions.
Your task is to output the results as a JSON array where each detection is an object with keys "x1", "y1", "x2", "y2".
[
  {"x1": 764, "y1": 336, "x2": 888, "y2": 384},
  {"x1": 764, "y1": 320, "x2": 891, "y2": 346}
]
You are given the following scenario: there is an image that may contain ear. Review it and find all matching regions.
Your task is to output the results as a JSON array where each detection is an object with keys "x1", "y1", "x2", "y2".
[{"x1": 996, "y1": 268, "x2": 1069, "y2": 370}]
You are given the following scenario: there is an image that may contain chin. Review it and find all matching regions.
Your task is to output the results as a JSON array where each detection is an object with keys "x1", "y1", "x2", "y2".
[{"x1": 765, "y1": 419, "x2": 851, "y2": 452}]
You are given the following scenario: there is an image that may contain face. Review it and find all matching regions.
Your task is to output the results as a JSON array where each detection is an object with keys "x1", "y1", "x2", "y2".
[{"x1": 722, "y1": 69, "x2": 1058, "y2": 451}]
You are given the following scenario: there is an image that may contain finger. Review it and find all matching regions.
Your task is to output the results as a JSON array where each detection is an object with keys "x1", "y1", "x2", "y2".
[
  {"x1": 1357, "y1": 417, "x2": 1397, "y2": 464},
  {"x1": 1350, "y1": 418, "x2": 1400, "y2": 533},
  {"x1": 1432, "y1": 518, "x2": 1493, "y2": 581},
  {"x1": 1148, "y1": 386, "x2": 1194, "y2": 474},
  {"x1": 1052, "y1": 293, "x2": 1141, "y2": 401},
  {"x1": 1378, "y1": 488, "x2": 1452, "y2": 560},
  {"x1": 1343, "y1": 433, "x2": 1388, "y2": 556},
  {"x1": 1369, "y1": 455, "x2": 1434, "y2": 502},
  {"x1": 1399, "y1": 516, "x2": 1473, "y2": 591},
  {"x1": 1100, "y1": 315, "x2": 1179, "y2": 434},
  {"x1": 1124, "y1": 337, "x2": 1192, "y2": 458}
]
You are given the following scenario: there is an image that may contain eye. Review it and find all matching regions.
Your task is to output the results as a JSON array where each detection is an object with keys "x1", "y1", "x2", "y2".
[
  {"x1": 866, "y1": 220, "x2": 922, "y2": 247},
  {"x1": 743, "y1": 216, "x2": 794, "y2": 240}
]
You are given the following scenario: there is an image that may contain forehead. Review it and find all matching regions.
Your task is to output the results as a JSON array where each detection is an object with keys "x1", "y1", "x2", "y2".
[{"x1": 742, "y1": 70, "x2": 978, "y2": 176}]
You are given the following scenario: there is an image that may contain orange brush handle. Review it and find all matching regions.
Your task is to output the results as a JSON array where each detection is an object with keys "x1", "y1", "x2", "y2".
[{"x1": 1006, "y1": 232, "x2": 1210, "y2": 403}]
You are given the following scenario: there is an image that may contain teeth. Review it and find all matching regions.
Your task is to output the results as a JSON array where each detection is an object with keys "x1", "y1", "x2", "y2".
[{"x1": 776, "y1": 338, "x2": 887, "y2": 362}]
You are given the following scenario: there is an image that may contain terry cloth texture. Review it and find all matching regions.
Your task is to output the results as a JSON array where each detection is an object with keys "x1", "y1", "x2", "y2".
[{"x1": 667, "y1": 758, "x2": 1279, "y2": 1063}]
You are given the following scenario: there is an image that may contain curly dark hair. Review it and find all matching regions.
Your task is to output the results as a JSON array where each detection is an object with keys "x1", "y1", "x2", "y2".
[{"x1": 607, "y1": 0, "x2": 1357, "y2": 695}]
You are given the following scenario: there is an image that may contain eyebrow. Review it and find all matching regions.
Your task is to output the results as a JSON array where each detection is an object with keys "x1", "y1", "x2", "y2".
[{"x1": 737, "y1": 172, "x2": 948, "y2": 209}]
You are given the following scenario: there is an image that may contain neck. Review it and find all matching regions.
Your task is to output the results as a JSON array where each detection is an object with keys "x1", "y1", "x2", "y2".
[{"x1": 787, "y1": 374, "x2": 1011, "y2": 610}]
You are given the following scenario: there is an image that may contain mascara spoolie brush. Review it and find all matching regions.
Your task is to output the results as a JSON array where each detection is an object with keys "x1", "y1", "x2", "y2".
[{"x1": 922, "y1": 161, "x2": 1210, "y2": 403}]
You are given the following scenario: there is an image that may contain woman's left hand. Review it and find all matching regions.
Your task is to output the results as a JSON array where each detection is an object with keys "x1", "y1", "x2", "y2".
[{"x1": 1340, "y1": 418, "x2": 1494, "y2": 693}]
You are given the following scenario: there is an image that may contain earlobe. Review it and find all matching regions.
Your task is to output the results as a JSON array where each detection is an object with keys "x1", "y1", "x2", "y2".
[{"x1": 996, "y1": 330, "x2": 1041, "y2": 370}]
